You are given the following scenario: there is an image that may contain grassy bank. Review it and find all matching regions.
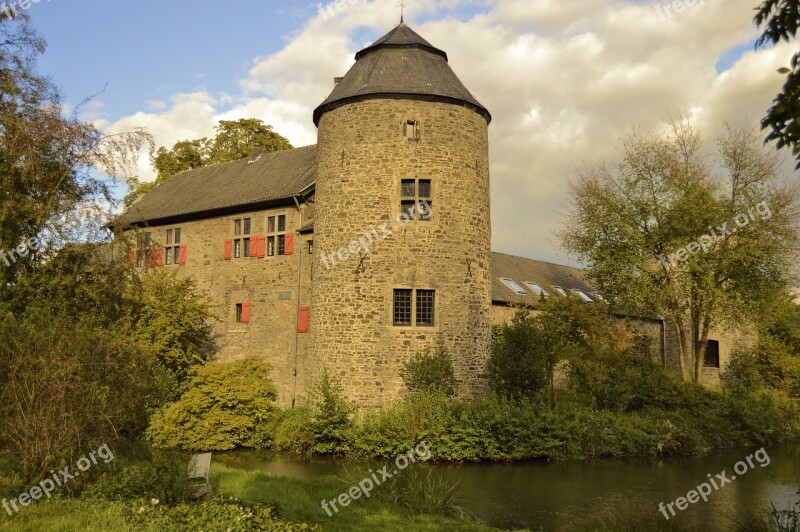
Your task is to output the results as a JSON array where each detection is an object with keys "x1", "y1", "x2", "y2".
[{"x1": 0, "y1": 462, "x2": 495, "y2": 531}]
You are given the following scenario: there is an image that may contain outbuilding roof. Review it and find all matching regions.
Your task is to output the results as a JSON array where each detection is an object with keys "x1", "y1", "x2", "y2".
[{"x1": 113, "y1": 145, "x2": 316, "y2": 226}]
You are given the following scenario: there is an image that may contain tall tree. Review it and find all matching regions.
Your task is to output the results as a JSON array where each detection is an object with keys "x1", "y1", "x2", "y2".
[
  {"x1": 562, "y1": 121, "x2": 800, "y2": 383},
  {"x1": 756, "y1": 0, "x2": 800, "y2": 167},
  {"x1": 125, "y1": 119, "x2": 293, "y2": 206},
  {"x1": 0, "y1": 12, "x2": 152, "y2": 283}
]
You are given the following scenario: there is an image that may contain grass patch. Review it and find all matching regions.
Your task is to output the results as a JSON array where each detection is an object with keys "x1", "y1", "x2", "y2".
[{"x1": 210, "y1": 463, "x2": 495, "y2": 532}]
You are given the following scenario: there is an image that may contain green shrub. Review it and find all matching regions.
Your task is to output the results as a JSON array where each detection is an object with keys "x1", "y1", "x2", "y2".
[
  {"x1": 125, "y1": 496, "x2": 318, "y2": 531},
  {"x1": 310, "y1": 371, "x2": 354, "y2": 454},
  {"x1": 84, "y1": 450, "x2": 192, "y2": 505},
  {"x1": 0, "y1": 315, "x2": 174, "y2": 481},
  {"x1": 400, "y1": 347, "x2": 457, "y2": 397},
  {"x1": 253, "y1": 407, "x2": 313, "y2": 453},
  {"x1": 147, "y1": 359, "x2": 278, "y2": 451}
]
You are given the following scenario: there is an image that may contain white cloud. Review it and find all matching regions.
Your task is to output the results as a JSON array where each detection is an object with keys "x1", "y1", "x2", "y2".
[{"x1": 104, "y1": 0, "x2": 796, "y2": 264}]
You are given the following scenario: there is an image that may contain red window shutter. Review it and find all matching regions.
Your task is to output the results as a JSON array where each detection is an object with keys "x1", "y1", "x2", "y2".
[
  {"x1": 284, "y1": 233, "x2": 294, "y2": 255},
  {"x1": 258, "y1": 237, "x2": 266, "y2": 258},
  {"x1": 224, "y1": 239, "x2": 232, "y2": 260},
  {"x1": 179, "y1": 245, "x2": 188, "y2": 265},
  {"x1": 241, "y1": 301, "x2": 251, "y2": 324},
  {"x1": 127, "y1": 248, "x2": 135, "y2": 269},
  {"x1": 298, "y1": 306, "x2": 310, "y2": 333},
  {"x1": 149, "y1": 247, "x2": 163, "y2": 267}
]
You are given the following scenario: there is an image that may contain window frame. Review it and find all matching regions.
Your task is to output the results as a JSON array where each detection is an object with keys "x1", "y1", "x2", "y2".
[
  {"x1": 704, "y1": 340, "x2": 721, "y2": 368},
  {"x1": 524, "y1": 282, "x2": 549, "y2": 297},
  {"x1": 393, "y1": 288, "x2": 436, "y2": 327},
  {"x1": 399, "y1": 178, "x2": 433, "y2": 221},
  {"x1": 501, "y1": 278, "x2": 527, "y2": 295}
]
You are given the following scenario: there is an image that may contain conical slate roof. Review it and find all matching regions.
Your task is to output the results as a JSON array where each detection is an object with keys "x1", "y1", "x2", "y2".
[{"x1": 313, "y1": 24, "x2": 491, "y2": 126}]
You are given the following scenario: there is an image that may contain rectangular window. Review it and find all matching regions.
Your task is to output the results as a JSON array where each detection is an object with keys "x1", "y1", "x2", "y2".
[
  {"x1": 553, "y1": 286, "x2": 567, "y2": 297},
  {"x1": 405, "y1": 120, "x2": 420, "y2": 139},
  {"x1": 267, "y1": 236, "x2": 275, "y2": 257},
  {"x1": 268, "y1": 216, "x2": 275, "y2": 233},
  {"x1": 236, "y1": 303, "x2": 243, "y2": 323},
  {"x1": 704, "y1": 340, "x2": 720, "y2": 368},
  {"x1": 243, "y1": 218, "x2": 251, "y2": 235},
  {"x1": 278, "y1": 215, "x2": 286, "y2": 232},
  {"x1": 278, "y1": 235, "x2": 285, "y2": 255},
  {"x1": 166, "y1": 229, "x2": 173, "y2": 245},
  {"x1": 165, "y1": 247, "x2": 172, "y2": 265},
  {"x1": 243, "y1": 238, "x2": 251, "y2": 258},
  {"x1": 174, "y1": 246, "x2": 180, "y2": 265},
  {"x1": 400, "y1": 179, "x2": 433, "y2": 221},
  {"x1": 393, "y1": 289, "x2": 413, "y2": 326},
  {"x1": 174, "y1": 228, "x2": 182, "y2": 244},
  {"x1": 401, "y1": 179, "x2": 416, "y2": 198},
  {"x1": 418, "y1": 179, "x2": 431, "y2": 199},
  {"x1": 234, "y1": 239, "x2": 241, "y2": 259},
  {"x1": 234, "y1": 219, "x2": 242, "y2": 236},
  {"x1": 416, "y1": 290, "x2": 435, "y2": 326}
]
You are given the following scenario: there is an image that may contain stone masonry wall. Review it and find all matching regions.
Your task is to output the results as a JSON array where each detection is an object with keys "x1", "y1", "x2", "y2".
[
  {"x1": 122, "y1": 200, "x2": 314, "y2": 407},
  {"x1": 310, "y1": 99, "x2": 492, "y2": 405}
]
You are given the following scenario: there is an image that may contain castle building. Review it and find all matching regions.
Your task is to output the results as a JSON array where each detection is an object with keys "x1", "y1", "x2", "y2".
[{"x1": 114, "y1": 24, "x2": 732, "y2": 406}]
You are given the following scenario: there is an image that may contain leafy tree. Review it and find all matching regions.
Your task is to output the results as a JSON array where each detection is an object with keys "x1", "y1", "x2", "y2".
[
  {"x1": 120, "y1": 270, "x2": 216, "y2": 381},
  {"x1": 400, "y1": 346, "x2": 457, "y2": 397},
  {"x1": 562, "y1": 121, "x2": 800, "y2": 383},
  {"x1": 0, "y1": 314, "x2": 174, "y2": 481},
  {"x1": 125, "y1": 119, "x2": 293, "y2": 205},
  {"x1": 756, "y1": 0, "x2": 800, "y2": 167},
  {"x1": 147, "y1": 359, "x2": 278, "y2": 451},
  {"x1": 0, "y1": 14, "x2": 152, "y2": 283},
  {"x1": 488, "y1": 310, "x2": 550, "y2": 400}
]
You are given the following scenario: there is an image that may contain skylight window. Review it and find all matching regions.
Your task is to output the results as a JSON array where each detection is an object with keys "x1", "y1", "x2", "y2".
[
  {"x1": 501, "y1": 278, "x2": 527, "y2": 295},
  {"x1": 571, "y1": 289, "x2": 594, "y2": 302},
  {"x1": 553, "y1": 286, "x2": 567, "y2": 297},
  {"x1": 524, "y1": 282, "x2": 549, "y2": 297}
]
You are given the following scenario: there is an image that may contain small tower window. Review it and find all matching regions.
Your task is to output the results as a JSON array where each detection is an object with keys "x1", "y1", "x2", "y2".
[
  {"x1": 404, "y1": 120, "x2": 420, "y2": 139},
  {"x1": 400, "y1": 178, "x2": 433, "y2": 221}
]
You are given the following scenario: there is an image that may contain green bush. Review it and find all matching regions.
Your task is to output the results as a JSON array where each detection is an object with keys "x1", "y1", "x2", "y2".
[
  {"x1": 309, "y1": 371, "x2": 355, "y2": 454},
  {"x1": 400, "y1": 347, "x2": 457, "y2": 397},
  {"x1": 147, "y1": 359, "x2": 278, "y2": 451},
  {"x1": 84, "y1": 450, "x2": 192, "y2": 505},
  {"x1": 0, "y1": 315, "x2": 174, "y2": 481},
  {"x1": 252, "y1": 407, "x2": 313, "y2": 453},
  {"x1": 125, "y1": 496, "x2": 318, "y2": 531}
]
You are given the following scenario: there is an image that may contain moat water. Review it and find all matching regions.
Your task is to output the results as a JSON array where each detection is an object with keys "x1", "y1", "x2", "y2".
[{"x1": 216, "y1": 443, "x2": 800, "y2": 531}]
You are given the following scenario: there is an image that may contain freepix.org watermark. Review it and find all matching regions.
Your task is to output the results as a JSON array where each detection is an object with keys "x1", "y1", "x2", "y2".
[
  {"x1": 319, "y1": 201, "x2": 431, "y2": 271},
  {"x1": 2, "y1": 443, "x2": 114, "y2": 517},
  {"x1": 658, "y1": 201, "x2": 772, "y2": 272},
  {"x1": 655, "y1": 0, "x2": 705, "y2": 21},
  {"x1": 0, "y1": 237, "x2": 45, "y2": 267},
  {"x1": 1, "y1": 0, "x2": 50, "y2": 19},
  {"x1": 317, "y1": 0, "x2": 363, "y2": 21},
  {"x1": 658, "y1": 447, "x2": 770, "y2": 520},
  {"x1": 321, "y1": 442, "x2": 431, "y2": 517}
]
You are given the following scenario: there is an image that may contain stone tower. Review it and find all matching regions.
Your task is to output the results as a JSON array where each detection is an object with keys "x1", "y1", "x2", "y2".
[{"x1": 309, "y1": 23, "x2": 492, "y2": 405}]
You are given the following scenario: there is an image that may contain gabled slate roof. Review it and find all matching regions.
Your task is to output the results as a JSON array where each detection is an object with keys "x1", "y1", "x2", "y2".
[
  {"x1": 113, "y1": 145, "x2": 317, "y2": 226},
  {"x1": 490, "y1": 252, "x2": 597, "y2": 304},
  {"x1": 313, "y1": 23, "x2": 490, "y2": 125}
]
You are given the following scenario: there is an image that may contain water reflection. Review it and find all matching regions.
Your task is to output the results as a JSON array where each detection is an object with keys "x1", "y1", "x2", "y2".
[{"x1": 215, "y1": 444, "x2": 800, "y2": 531}]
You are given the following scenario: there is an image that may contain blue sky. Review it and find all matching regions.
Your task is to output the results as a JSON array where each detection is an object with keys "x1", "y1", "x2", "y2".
[{"x1": 31, "y1": 0, "x2": 489, "y2": 124}]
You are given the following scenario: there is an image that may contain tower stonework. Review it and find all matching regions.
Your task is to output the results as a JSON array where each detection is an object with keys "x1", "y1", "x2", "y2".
[{"x1": 308, "y1": 24, "x2": 492, "y2": 404}]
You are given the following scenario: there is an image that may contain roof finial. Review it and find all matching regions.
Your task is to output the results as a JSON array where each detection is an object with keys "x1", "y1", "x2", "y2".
[{"x1": 397, "y1": 0, "x2": 407, "y2": 23}]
